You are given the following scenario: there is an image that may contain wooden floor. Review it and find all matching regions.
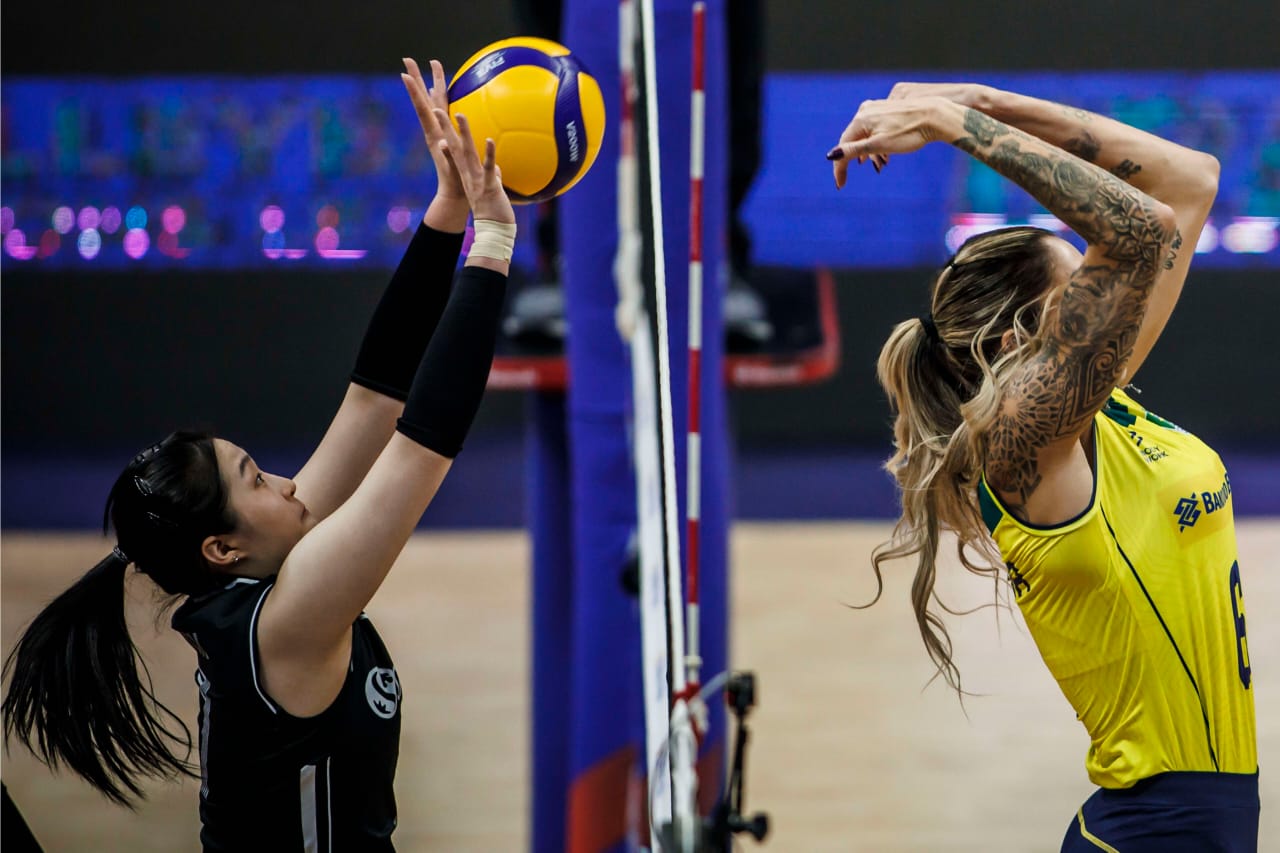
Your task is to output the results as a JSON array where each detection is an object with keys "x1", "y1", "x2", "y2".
[{"x1": 3, "y1": 521, "x2": 1277, "y2": 852}]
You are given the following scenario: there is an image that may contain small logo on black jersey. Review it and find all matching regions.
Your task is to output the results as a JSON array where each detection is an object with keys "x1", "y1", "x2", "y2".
[
  {"x1": 1006, "y1": 562, "x2": 1029, "y2": 598},
  {"x1": 365, "y1": 667, "x2": 401, "y2": 719},
  {"x1": 1174, "y1": 494, "x2": 1202, "y2": 531}
]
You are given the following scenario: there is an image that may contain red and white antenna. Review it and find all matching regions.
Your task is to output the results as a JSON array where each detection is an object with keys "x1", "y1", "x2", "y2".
[{"x1": 682, "y1": 0, "x2": 707, "y2": 713}]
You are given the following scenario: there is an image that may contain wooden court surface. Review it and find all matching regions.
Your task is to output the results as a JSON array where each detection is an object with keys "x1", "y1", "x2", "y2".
[{"x1": 3, "y1": 521, "x2": 1276, "y2": 851}]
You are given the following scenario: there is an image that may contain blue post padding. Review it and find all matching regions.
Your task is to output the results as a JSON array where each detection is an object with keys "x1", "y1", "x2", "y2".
[
  {"x1": 523, "y1": 0, "x2": 731, "y2": 848},
  {"x1": 528, "y1": 392, "x2": 573, "y2": 853}
]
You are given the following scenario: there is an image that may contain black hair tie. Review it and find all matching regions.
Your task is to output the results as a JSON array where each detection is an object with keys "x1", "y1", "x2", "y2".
[{"x1": 920, "y1": 314, "x2": 942, "y2": 345}]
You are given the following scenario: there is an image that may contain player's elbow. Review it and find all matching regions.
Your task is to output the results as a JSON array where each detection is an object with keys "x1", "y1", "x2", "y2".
[
  {"x1": 1186, "y1": 151, "x2": 1220, "y2": 202},
  {"x1": 1171, "y1": 151, "x2": 1220, "y2": 211}
]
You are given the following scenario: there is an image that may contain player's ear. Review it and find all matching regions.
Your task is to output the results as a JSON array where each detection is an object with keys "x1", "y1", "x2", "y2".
[{"x1": 202, "y1": 535, "x2": 242, "y2": 570}]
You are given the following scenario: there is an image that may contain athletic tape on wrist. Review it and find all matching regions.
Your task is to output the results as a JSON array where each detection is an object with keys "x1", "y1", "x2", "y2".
[{"x1": 469, "y1": 219, "x2": 517, "y2": 262}]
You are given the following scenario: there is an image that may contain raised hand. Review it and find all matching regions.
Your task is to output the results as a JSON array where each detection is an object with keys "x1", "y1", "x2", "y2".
[
  {"x1": 828, "y1": 97, "x2": 951, "y2": 189},
  {"x1": 401, "y1": 58, "x2": 465, "y2": 201},
  {"x1": 886, "y1": 82, "x2": 996, "y2": 110},
  {"x1": 431, "y1": 109, "x2": 515, "y2": 225},
  {"x1": 868, "y1": 84, "x2": 998, "y2": 173}
]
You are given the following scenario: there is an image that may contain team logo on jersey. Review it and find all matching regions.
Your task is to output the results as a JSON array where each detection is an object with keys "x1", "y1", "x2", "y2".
[
  {"x1": 1174, "y1": 494, "x2": 1202, "y2": 531},
  {"x1": 365, "y1": 667, "x2": 401, "y2": 719}
]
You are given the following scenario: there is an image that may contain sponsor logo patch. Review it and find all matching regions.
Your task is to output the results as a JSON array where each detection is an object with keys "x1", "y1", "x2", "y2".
[
  {"x1": 1174, "y1": 494, "x2": 1202, "y2": 531},
  {"x1": 1167, "y1": 473, "x2": 1232, "y2": 537}
]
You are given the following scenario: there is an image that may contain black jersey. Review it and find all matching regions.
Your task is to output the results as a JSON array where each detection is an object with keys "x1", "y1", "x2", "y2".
[{"x1": 171, "y1": 576, "x2": 402, "y2": 852}]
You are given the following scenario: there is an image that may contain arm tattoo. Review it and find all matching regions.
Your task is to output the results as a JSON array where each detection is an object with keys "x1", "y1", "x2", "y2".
[
  {"x1": 985, "y1": 265, "x2": 1146, "y2": 509},
  {"x1": 1063, "y1": 130, "x2": 1101, "y2": 163},
  {"x1": 1060, "y1": 106, "x2": 1093, "y2": 122},
  {"x1": 1111, "y1": 159, "x2": 1143, "y2": 180},
  {"x1": 961, "y1": 108, "x2": 1004, "y2": 147},
  {"x1": 954, "y1": 137, "x2": 1167, "y2": 269},
  {"x1": 1163, "y1": 227, "x2": 1184, "y2": 271},
  {"x1": 953, "y1": 109, "x2": 1172, "y2": 506}
]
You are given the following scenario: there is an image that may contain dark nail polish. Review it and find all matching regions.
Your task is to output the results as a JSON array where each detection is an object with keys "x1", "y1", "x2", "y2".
[
  {"x1": 873, "y1": 162, "x2": 882, "y2": 174},
  {"x1": 825, "y1": 146, "x2": 844, "y2": 161}
]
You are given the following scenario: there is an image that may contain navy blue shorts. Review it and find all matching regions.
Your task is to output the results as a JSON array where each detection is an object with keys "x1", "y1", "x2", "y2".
[{"x1": 1061, "y1": 771, "x2": 1259, "y2": 852}]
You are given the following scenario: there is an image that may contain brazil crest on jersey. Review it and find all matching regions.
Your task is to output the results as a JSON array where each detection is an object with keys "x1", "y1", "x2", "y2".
[{"x1": 977, "y1": 388, "x2": 1256, "y2": 788}]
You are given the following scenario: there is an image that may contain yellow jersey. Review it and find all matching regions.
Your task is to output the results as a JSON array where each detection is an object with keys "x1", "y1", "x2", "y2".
[{"x1": 977, "y1": 388, "x2": 1256, "y2": 788}]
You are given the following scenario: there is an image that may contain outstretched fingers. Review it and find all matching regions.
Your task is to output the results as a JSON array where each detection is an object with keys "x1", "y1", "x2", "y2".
[
  {"x1": 434, "y1": 113, "x2": 513, "y2": 222},
  {"x1": 431, "y1": 108, "x2": 460, "y2": 148},
  {"x1": 401, "y1": 61, "x2": 439, "y2": 136},
  {"x1": 404, "y1": 58, "x2": 454, "y2": 138},
  {"x1": 400, "y1": 72, "x2": 426, "y2": 112},
  {"x1": 436, "y1": 139, "x2": 460, "y2": 176},
  {"x1": 403, "y1": 57, "x2": 425, "y2": 87},
  {"x1": 480, "y1": 138, "x2": 505, "y2": 194},
  {"x1": 451, "y1": 112, "x2": 484, "y2": 172},
  {"x1": 433, "y1": 109, "x2": 487, "y2": 186},
  {"x1": 428, "y1": 60, "x2": 448, "y2": 109}
]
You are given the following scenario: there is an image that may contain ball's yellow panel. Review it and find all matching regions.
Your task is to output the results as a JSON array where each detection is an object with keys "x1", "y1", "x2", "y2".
[
  {"x1": 556, "y1": 71, "x2": 607, "y2": 196},
  {"x1": 494, "y1": 131, "x2": 560, "y2": 197},
  {"x1": 454, "y1": 36, "x2": 572, "y2": 79},
  {"x1": 478, "y1": 65, "x2": 561, "y2": 134},
  {"x1": 447, "y1": 89, "x2": 501, "y2": 149}
]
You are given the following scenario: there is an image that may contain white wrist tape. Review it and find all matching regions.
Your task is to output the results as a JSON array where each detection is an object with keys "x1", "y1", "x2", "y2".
[{"x1": 469, "y1": 219, "x2": 517, "y2": 262}]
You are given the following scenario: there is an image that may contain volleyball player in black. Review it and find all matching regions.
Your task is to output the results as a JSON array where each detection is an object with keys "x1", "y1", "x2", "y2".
[{"x1": 3, "y1": 59, "x2": 514, "y2": 851}]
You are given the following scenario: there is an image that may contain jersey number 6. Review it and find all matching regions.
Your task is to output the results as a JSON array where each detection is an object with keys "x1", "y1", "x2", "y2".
[{"x1": 1229, "y1": 561, "x2": 1251, "y2": 689}]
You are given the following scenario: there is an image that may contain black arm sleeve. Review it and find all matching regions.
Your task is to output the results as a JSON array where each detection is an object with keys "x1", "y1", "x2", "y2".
[
  {"x1": 350, "y1": 222, "x2": 466, "y2": 401},
  {"x1": 395, "y1": 266, "x2": 507, "y2": 458}
]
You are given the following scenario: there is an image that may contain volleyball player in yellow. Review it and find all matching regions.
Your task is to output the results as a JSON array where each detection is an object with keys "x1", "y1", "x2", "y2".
[{"x1": 827, "y1": 84, "x2": 1257, "y2": 850}]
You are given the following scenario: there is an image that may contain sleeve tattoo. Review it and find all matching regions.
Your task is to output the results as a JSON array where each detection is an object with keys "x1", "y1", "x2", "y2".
[
  {"x1": 1164, "y1": 227, "x2": 1184, "y2": 270},
  {"x1": 1111, "y1": 159, "x2": 1143, "y2": 180},
  {"x1": 952, "y1": 109, "x2": 1172, "y2": 508},
  {"x1": 1064, "y1": 130, "x2": 1101, "y2": 163}
]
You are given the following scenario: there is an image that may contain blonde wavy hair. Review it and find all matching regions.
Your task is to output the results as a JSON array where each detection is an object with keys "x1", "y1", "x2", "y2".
[{"x1": 869, "y1": 226, "x2": 1060, "y2": 693}]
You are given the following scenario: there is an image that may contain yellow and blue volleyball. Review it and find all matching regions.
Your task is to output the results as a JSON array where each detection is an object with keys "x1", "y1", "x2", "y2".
[{"x1": 448, "y1": 37, "x2": 606, "y2": 204}]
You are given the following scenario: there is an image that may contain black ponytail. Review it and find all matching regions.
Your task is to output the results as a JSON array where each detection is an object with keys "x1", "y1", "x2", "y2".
[
  {"x1": 2, "y1": 430, "x2": 233, "y2": 806},
  {"x1": 3, "y1": 548, "x2": 197, "y2": 806}
]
